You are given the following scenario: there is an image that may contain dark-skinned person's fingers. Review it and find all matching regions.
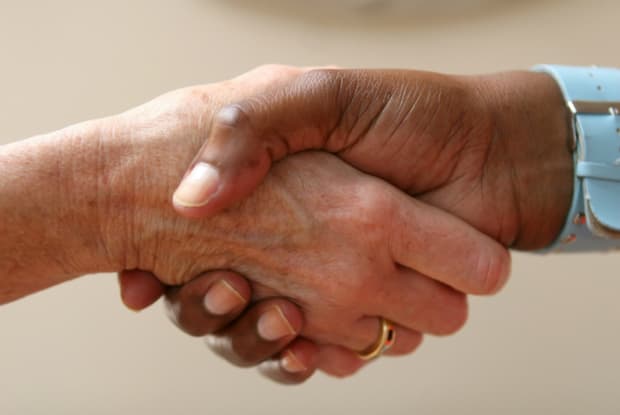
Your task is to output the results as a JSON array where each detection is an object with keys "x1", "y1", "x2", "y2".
[
  {"x1": 205, "y1": 298, "x2": 303, "y2": 367},
  {"x1": 171, "y1": 69, "x2": 351, "y2": 219},
  {"x1": 258, "y1": 338, "x2": 319, "y2": 385},
  {"x1": 118, "y1": 269, "x2": 166, "y2": 311},
  {"x1": 164, "y1": 270, "x2": 251, "y2": 337}
]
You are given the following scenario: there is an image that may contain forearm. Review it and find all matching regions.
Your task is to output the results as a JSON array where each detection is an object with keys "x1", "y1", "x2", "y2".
[
  {"x1": 0, "y1": 109, "x2": 248, "y2": 303},
  {"x1": 0, "y1": 122, "x2": 114, "y2": 304},
  {"x1": 0, "y1": 96, "x2": 295, "y2": 302}
]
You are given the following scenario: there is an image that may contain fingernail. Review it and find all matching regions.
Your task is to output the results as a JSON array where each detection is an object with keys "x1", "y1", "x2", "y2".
[
  {"x1": 203, "y1": 281, "x2": 246, "y2": 315},
  {"x1": 257, "y1": 306, "x2": 296, "y2": 341},
  {"x1": 173, "y1": 162, "x2": 220, "y2": 208},
  {"x1": 281, "y1": 350, "x2": 307, "y2": 373}
]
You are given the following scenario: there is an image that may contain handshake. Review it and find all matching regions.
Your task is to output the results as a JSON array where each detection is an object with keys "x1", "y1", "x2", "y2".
[{"x1": 0, "y1": 65, "x2": 577, "y2": 384}]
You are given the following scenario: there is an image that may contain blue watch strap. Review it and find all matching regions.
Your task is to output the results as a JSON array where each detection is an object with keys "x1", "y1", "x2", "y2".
[{"x1": 533, "y1": 65, "x2": 620, "y2": 252}]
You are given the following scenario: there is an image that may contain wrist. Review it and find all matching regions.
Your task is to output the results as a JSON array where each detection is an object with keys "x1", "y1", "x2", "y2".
[
  {"x1": 92, "y1": 106, "x2": 210, "y2": 274},
  {"x1": 0, "y1": 121, "x2": 117, "y2": 303},
  {"x1": 475, "y1": 71, "x2": 574, "y2": 250},
  {"x1": 54, "y1": 119, "x2": 124, "y2": 272}
]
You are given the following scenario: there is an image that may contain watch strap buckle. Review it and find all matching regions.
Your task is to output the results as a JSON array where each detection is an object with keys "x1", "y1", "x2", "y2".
[{"x1": 568, "y1": 100, "x2": 620, "y2": 116}]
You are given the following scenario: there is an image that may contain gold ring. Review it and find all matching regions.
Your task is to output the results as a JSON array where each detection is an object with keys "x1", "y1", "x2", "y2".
[{"x1": 356, "y1": 318, "x2": 395, "y2": 361}]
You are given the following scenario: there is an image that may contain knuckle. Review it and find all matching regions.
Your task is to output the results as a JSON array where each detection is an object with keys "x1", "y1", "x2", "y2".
[
  {"x1": 185, "y1": 85, "x2": 211, "y2": 105},
  {"x1": 298, "y1": 67, "x2": 343, "y2": 92},
  {"x1": 351, "y1": 179, "x2": 395, "y2": 225},
  {"x1": 253, "y1": 64, "x2": 296, "y2": 77},
  {"x1": 295, "y1": 68, "x2": 353, "y2": 135},
  {"x1": 321, "y1": 274, "x2": 379, "y2": 310},
  {"x1": 215, "y1": 103, "x2": 253, "y2": 129},
  {"x1": 338, "y1": 282, "x2": 370, "y2": 309}
]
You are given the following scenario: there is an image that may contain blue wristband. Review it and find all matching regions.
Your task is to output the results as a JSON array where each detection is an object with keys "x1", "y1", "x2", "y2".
[{"x1": 533, "y1": 65, "x2": 620, "y2": 253}]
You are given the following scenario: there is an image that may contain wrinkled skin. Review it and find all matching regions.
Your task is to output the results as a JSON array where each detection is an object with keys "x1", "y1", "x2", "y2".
[
  {"x1": 113, "y1": 64, "x2": 573, "y2": 381},
  {"x1": 104, "y1": 134, "x2": 502, "y2": 348},
  {"x1": 0, "y1": 65, "x2": 569, "y2": 383},
  {"x1": 174, "y1": 65, "x2": 573, "y2": 249}
]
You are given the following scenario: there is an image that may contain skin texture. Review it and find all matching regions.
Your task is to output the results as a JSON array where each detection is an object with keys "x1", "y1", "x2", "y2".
[
  {"x1": 105, "y1": 142, "x2": 504, "y2": 349},
  {"x1": 0, "y1": 64, "x2": 570, "y2": 384},
  {"x1": 0, "y1": 68, "x2": 509, "y2": 379},
  {"x1": 121, "y1": 267, "x2": 422, "y2": 381},
  {"x1": 121, "y1": 65, "x2": 574, "y2": 383},
  {"x1": 120, "y1": 269, "x2": 423, "y2": 382},
  {"x1": 174, "y1": 66, "x2": 574, "y2": 249}
]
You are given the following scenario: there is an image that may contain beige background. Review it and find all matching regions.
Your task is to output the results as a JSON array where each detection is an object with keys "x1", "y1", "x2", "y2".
[{"x1": 1, "y1": 0, "x2": 619, "y2": 414}]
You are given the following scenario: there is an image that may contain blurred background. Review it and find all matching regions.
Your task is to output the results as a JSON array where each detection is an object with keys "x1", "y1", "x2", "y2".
[{"x1": 1, "y1": 0, "x2": 619, "y2": 414}]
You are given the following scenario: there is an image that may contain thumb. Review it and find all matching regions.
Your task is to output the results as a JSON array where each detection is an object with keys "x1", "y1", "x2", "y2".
[{"x1": 171, "y1": 70, "x2": 348, "y2": 218}]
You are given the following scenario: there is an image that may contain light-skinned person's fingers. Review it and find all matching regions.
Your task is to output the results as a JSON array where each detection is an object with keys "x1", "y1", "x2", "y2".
[
  {"x1": 258, "y1": 338, "x2": 319, "y2": 385},
  {"x1": 345, "y1": 318, "x2": 423, "y2": 358},
  {"x1": 317, "y1": 334, "x2": 424, "y2": 378},
  {"x1": 259, "y1": 327, "x2": 422, "y2": 384},
  {"x1": 366, "y1": 268, "x2": 469, "y2": 336},
  {"x1": 316, "y1": 335, "x2": 423, "y2": 379},
  {"x1": 296, "y1": 315, "x2": 422, "y2": 360},
  {"x1": 165, "y1": 270, "x2": 251, "y2": 337},
  {"x1": 316, "y1": 345, "x2": 367, "y2": 378},
  {"x1": 118, "y1": 269, "x2": 166, "y2": 311},
  {"x1": 314, "y1": 338, "x2": 421, "y2": 379},
  {"x1": 386, "y1": 187, "x2": 512, "y2": 295},
  {"x1": 205, "y1": 298, "x2": 303, "y2": 367},
  {"x1": 381, "y1": 325, "x2": 424, "y2": 356}
]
